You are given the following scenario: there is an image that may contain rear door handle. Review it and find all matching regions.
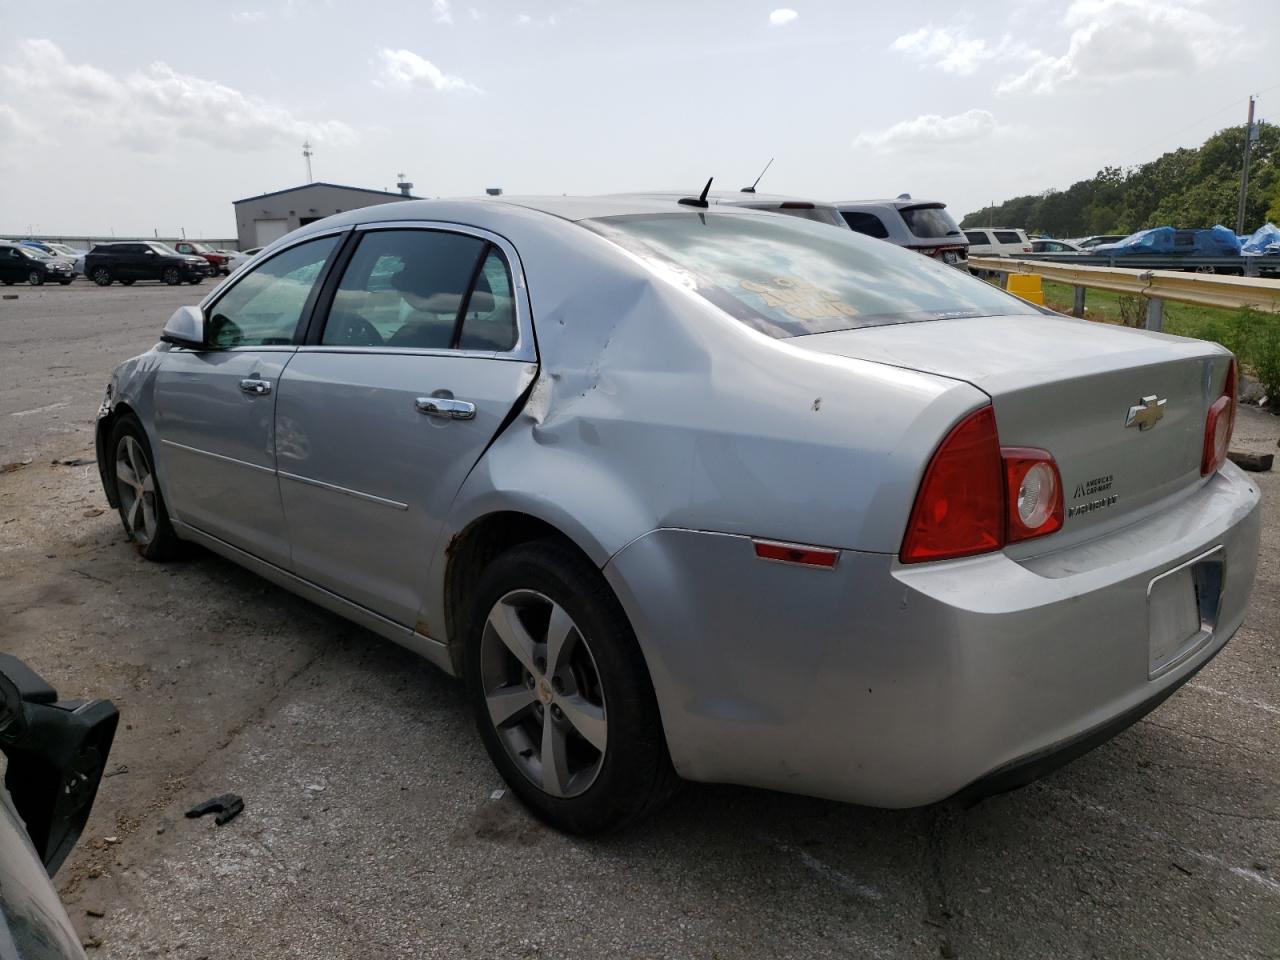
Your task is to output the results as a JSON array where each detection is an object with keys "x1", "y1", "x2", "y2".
[
  {"x1": 239, "y1": 378, "x2": 272, "y2": 396},
  {"x1": 415, "y1": 397, "x2": 476, "y2": 420}
]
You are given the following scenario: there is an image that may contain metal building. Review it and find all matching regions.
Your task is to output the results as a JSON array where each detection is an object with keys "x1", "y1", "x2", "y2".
[{"x1": 232, "y1": 181, "x2": 420, "y2": 249}]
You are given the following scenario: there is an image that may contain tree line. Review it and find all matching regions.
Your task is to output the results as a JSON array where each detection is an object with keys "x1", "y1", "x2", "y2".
[{"x1": 960, "y1": 122, "x2": 1280, "y2": 237}]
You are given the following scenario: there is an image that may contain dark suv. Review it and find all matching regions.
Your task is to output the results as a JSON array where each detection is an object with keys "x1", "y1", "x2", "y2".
[{"x1": 85, "y1": 242, "x2": 211, "y2": 286}]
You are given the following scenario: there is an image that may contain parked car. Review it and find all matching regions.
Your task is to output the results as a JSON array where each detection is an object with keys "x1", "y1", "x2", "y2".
[
  {"x1": 84, "y1": 242, "x2": 211, "y2": 286},
  {"x1": 835, "y1": 198, "x2": 968, "y2": 266},
  {"x1": 1076, "y1": 234, "x2": 1128, "y2": 249},
  {"x1": 224, "y1": 247, "x2": 261, "y2": 272},
  {"x1": 17, "y1": 240, "x2": 79, "y2": 276},
  {"x1": 96, "y1": 196, "x2": 1258, "y2": 834},
  {"x1": 962, "y1": 228, "x2": 1032, "y2": 257},
  {"x1": 615, "y1": 189, "x2": 849, "y2": 229},
  {"x1": 173, "y1": 240, "x2": 231, "y2": 275},
  {"x1": 0, "y1": 242, "x2": 75, "y2": 285},
  {"x1": 0, "y1": 655, "x2": 119, "y2": 960},
  {"x1": 1030, "y1": 239, "x2": 1083, "y2": 253}
]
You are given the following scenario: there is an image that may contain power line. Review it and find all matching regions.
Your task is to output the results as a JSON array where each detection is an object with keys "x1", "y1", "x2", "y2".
[{"x1": 1118, "y1": 80, "x2": 1278, "y2": 167}]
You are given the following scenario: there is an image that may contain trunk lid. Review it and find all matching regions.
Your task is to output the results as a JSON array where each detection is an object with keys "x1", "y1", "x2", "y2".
[{"x1": 796, "y1": 314, "x2": 1230, "y2": 541}]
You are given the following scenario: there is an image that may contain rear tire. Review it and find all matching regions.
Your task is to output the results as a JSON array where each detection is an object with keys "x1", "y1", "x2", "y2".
[
  {"x1": 108, "y1": 414, "x2": 182, "y2": 562},
  {"x1": 92, "y1": 267, "x2": 113, "y2": 286},
  {"x1": 465, "y1": 540, "x2": 679, "y2": 834}
]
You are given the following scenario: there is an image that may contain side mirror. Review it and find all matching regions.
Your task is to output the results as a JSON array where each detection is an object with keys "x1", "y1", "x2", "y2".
[{"x1": 161, "y1": 305, "x2": 207, "y2": 350}]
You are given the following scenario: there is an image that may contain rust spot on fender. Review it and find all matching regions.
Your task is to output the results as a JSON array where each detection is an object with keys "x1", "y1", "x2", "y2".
[{"x1": 415, "y1": 617, "x2": 432, "y2": 637}]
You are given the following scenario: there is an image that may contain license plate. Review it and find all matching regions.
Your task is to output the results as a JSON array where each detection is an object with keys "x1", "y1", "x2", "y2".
[
  {"x1": 943, "y1": 251, "x2": 960, "y2": 264},
  {"x1": 1147, "y1": 548, "x2": 1224, "y2": 677}
]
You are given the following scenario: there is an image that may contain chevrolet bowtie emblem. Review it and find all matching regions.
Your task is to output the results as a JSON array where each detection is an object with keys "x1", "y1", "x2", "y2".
[{"x1": 1125, "y1": 395, "x2": 1167, "y2": 431}]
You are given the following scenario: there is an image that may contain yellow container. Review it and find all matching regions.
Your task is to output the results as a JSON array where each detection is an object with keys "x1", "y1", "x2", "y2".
[{"x1": 1006, "y1": 273, "x2": 1044, "y2": 305}]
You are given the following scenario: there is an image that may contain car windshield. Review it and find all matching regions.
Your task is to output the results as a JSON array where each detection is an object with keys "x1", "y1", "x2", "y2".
[
  {"x1": 585, "y1": 213, "x2": 1039, "y2": 338},
  {"x1": 48, "y1": 244, "x2": 76, "y2": 256},
  {"x1": 150, "y1": 243, "x2": 180, "y2": 256},
  {"x1": 186, "y1": 243, "x2": 212, "y2": 253},
  {"x1": 898, "y1": 205, "x2": 962, "y2": 239},
  {"x1": 21, "y1": 247, "x2": 52, "y2": 259}
]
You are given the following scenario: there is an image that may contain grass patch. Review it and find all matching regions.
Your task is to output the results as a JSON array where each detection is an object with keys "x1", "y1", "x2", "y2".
[{"x1": 1040, "y1": 280, "x2": 1280, "y2": 400}]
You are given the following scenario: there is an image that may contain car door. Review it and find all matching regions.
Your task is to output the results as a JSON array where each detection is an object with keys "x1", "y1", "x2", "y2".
[
  {"x1": 152, "y1": 232, "x2": 342, "y2": 566},
  {"x1": 274, "y1": 224, "x2": 536, "y2": 626},
  {"x1": 0, "y1": 246, "x2": 20, "y2": 282}
]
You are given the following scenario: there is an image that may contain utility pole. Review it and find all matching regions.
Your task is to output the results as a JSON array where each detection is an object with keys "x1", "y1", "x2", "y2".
[
  {"x1": 1236, "y1": 95, "x2": 1256, "y2": 234},
  {"x1": 302, "y1": 141, "x2": 314, "y2": 184}
]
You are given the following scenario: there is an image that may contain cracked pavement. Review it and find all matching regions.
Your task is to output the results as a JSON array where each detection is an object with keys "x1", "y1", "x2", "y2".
[{"x1": 1, "y1": 283, "x2": 1278, "y2": 958}]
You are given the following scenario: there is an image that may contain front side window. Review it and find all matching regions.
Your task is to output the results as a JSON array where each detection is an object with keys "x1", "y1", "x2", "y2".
[
  {"x1": 208, "y1": 235, "x2": 338, "y2": 348},
  {"x1": 321, "y1": 229, "x2": 499, "y2": 350},
  {"x1": 586, "y1": 213, "x2": 1039, "y2": 338}
]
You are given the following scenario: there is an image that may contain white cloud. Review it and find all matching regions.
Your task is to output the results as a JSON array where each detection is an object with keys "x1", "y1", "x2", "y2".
[
  {"x1": 374, "y1": 47, "x2": 479, "y2": 92},
  {"x1": 231, "y1": 10, "x2": 267, "y2": 24},
  {"x1": 468, "y1": 7, "x2": 485, "y2": 20},
  {"x1": 0, "y1": 103, "x2": 41, "y2": 146},
  {"x1": 890, "y1": 25, "x2": 992, "y2": 76},
  {"x1": 769, "y1": 8, "x2": 798, "y2": 26},
  {"x1": 998, "y1": 0, "x2": 1236, "y2": 94},
  {"x1": 432, "y1": 0, "x2": 453, "y2": 24},
  {"x1": 853, "y1": 109, "x2": 999, "y2": 151},
  {"x1": 0, "y1": 39, "x2": 355, "y2": 151}
]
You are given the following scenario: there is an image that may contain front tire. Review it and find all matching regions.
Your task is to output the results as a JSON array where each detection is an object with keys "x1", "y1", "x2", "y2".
[
  {"x1": 27, "y1": 270, "x2": 43, "y2": 286},
  {"x1": 465, "y1": 540, "x2": 678, "y2": 834},
  {"x1": 108, "y1": 414, "x2": 181, "y2": 561},
  {"x1": 92, "y1": 267, "x2": 113, "y2": 286},
  {"x1": 162, "y1": 266, "x2": 182, "y2": 286}
]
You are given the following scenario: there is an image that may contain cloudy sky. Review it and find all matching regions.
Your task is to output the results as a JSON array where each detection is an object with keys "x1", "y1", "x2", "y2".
[{"x1": 0, "y1": 0, "x2": 1275, "y2": 238}]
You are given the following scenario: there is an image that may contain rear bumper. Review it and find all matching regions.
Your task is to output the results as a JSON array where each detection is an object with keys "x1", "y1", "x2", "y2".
[{"x1": 604, "y1": 463, "x2": 1261, "y2": 807}]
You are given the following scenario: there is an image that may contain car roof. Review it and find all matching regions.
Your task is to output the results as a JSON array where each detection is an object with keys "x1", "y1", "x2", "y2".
[{"x1": 833, "y1": 199, "x2": 948, "y2": 210}]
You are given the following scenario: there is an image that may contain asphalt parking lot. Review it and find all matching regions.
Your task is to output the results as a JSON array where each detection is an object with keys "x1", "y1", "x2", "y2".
[{"x1": 1, "y1": 281, "x2": 1278, "y2": 959}]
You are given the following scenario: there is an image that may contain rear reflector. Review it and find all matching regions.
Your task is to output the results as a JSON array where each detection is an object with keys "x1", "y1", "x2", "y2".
[{"x1": 753, "y1": 539, "x2": 839, "y2": 568}]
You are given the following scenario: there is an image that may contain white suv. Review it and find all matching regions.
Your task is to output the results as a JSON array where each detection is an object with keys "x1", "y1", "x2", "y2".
[
  {"x1": 834, "y1": 198, "x2": 969, "y2": 266},
  {"x1": 963, "y1": 228, "x2": 1032, "y2": 257}
]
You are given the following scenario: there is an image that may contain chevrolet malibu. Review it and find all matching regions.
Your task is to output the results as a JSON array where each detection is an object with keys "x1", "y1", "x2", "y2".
[{"x1": 95, "y1": 196, "x2": 1260, "y2": 833}]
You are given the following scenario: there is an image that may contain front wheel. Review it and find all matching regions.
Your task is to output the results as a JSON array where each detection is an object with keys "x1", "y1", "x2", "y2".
[
  {"x1": 92, "y1": 267, "x2": 113, "y2": 286},
  {"x1": 465, "y1": 540, "x2": 678, "y2": 834},
  {"x1": 109, "y1": 415, "x2": 182, "y2": 561},
  {"x1": 162, "y1": 267, "x2": 182, "y2": 286},
  {"x1": 27, "y1": 270, "x2": 43, "y2": 286}
]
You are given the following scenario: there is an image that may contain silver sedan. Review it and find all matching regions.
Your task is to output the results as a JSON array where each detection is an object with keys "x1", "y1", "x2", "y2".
[{"x1": 95, "y1": 196, "x2": 1260, "y2": 833}]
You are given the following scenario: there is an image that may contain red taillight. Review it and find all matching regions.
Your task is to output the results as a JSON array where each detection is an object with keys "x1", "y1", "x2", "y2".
[
  {"x1": 1003, "y1": 449, "x2": 1063, "y2": 543},
  {"x1": 1201, "y1": 358, "x2": 1237, "y2": 476},
  {"x1": 900, "y1": 407, "x2": 1004, "y2": 563},
  {"x1": 900, "y1": 407, "x2": 1064, "y2": 563}
]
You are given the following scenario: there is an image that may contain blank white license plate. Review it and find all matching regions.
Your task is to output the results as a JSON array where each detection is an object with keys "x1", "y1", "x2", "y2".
[{"x1": 1147, "y1": 549, "x2": 1224, "y2": 677}]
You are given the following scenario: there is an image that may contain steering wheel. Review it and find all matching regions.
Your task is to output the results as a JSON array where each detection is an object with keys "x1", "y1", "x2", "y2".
[{"x1": 327, "y1": 314, "x2": 383, "y2": 347}]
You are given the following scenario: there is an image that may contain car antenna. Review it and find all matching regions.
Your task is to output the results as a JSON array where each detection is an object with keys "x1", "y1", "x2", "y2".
[
  {"x1": 741, "y1": 158, "x2": 774, "y2": 194},
  {"x1": 679, "y1": 177, "x2": 714, "y2": 208}
]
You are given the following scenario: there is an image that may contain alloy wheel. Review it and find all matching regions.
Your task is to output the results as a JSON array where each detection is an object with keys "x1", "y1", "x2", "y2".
[
  {"x1": 115, "y1": 436, "x2": 157, "y2": 546},
  {"x1": 27, "y1": 271, "x2": 41, "y2": 286},
  {"x1": 479, "y1": 589, "x2": 608, "y2": 798}
]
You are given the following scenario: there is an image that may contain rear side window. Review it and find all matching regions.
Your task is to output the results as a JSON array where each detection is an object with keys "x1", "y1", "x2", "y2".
[
  {"x1": 585, "y1": 213, "x2": 1039, "y2": 338},
  {"x1": 321, "y1": 229, "x2": 516, "y2": 351},
  {"x1": 994, "y1": 231, "x2": 1023, "y2": 244},
  {"x1": 899, "y1": 205, "x2": 961, "y2": 239},
  {"x1": 964, "y1": 231, "x2": 989, "y2": 246},
  {"x1": 841, "y1": 212, "x2": 890, "y2": 239}
]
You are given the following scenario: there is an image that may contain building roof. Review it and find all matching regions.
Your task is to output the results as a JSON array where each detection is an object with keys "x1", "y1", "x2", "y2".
[{"x1": 233, "y1": 182, "x2": 421, "y2": 205}]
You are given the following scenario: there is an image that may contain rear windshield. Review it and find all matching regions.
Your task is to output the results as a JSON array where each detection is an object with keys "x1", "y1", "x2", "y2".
[
  {"x1": 899, "y1": 205, "x2": 961, "y2": 239},
  {"x1": 585, "y1": 213, "x2": 1039, "y2": 338}
]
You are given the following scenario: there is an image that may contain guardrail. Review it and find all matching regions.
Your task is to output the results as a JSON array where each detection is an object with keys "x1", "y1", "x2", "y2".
[
  {"x1": 997, "y1": 251, "x2": 1280, "y2": 277},
  {"x1": 969, "y1": 255, "x2": 1280, "y2": 330}
]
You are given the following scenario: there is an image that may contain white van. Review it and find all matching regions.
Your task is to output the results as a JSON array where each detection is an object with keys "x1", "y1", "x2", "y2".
[{"x1": 963, "y1": 228, "x2": 1032, "y2": 257}]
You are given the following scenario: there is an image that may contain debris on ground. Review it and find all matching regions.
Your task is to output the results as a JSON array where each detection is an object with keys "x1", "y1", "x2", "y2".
[
  {"x1": 1228, "y1": 450, "x2": 1274, "y2": 472},
  {"x1": 83, "y1": 507, "x2": 105, "y2": 517},
  {"x1": 52, "y1": 457, "x2": 95, "y2": 467},
  {"x1": 185, "y1": 793, "x2": 245, "y2": 826},
  {"x1": 103, "y1": 764, "x2": 129, "y2": 778},
  {"x1": 1, "y1": 460, "x2": 32, "y2": 474},
  {"x1": 86, "y1": 908, "x2": 106, "y2": 919}
]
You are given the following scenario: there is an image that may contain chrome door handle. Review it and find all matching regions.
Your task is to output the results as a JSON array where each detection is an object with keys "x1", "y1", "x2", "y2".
[
  {"x1": 415, "y1": 397, "x2": 476, "y2": 420},
  {"x1": 239, "y1": 378, "x2": 272, "y2": 396}
]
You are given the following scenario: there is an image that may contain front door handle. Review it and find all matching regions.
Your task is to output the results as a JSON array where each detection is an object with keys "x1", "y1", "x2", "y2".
[
  {"x1": 415, "y1": 397, "x2": 476, "y2": 420},
  {"x1": 239, "y1": 378, "x2": 272, "y2": 396}
]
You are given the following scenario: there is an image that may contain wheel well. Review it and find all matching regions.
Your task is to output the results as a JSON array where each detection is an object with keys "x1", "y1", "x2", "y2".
[
  {"x1": 96, "y1": 401, "x2": 138, "y2": 507},
  {"x1": 442, "y1": 512, "x2": 594, "y2": 672}
]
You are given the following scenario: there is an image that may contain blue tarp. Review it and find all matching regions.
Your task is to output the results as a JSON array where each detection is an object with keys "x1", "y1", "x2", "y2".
[
  {"x1": 1241, "y1": 222, "x2": 1280, "y2": 256},
  {"x1": 1093, "y1": 225, "x2": 1242, "y2": 256}
]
